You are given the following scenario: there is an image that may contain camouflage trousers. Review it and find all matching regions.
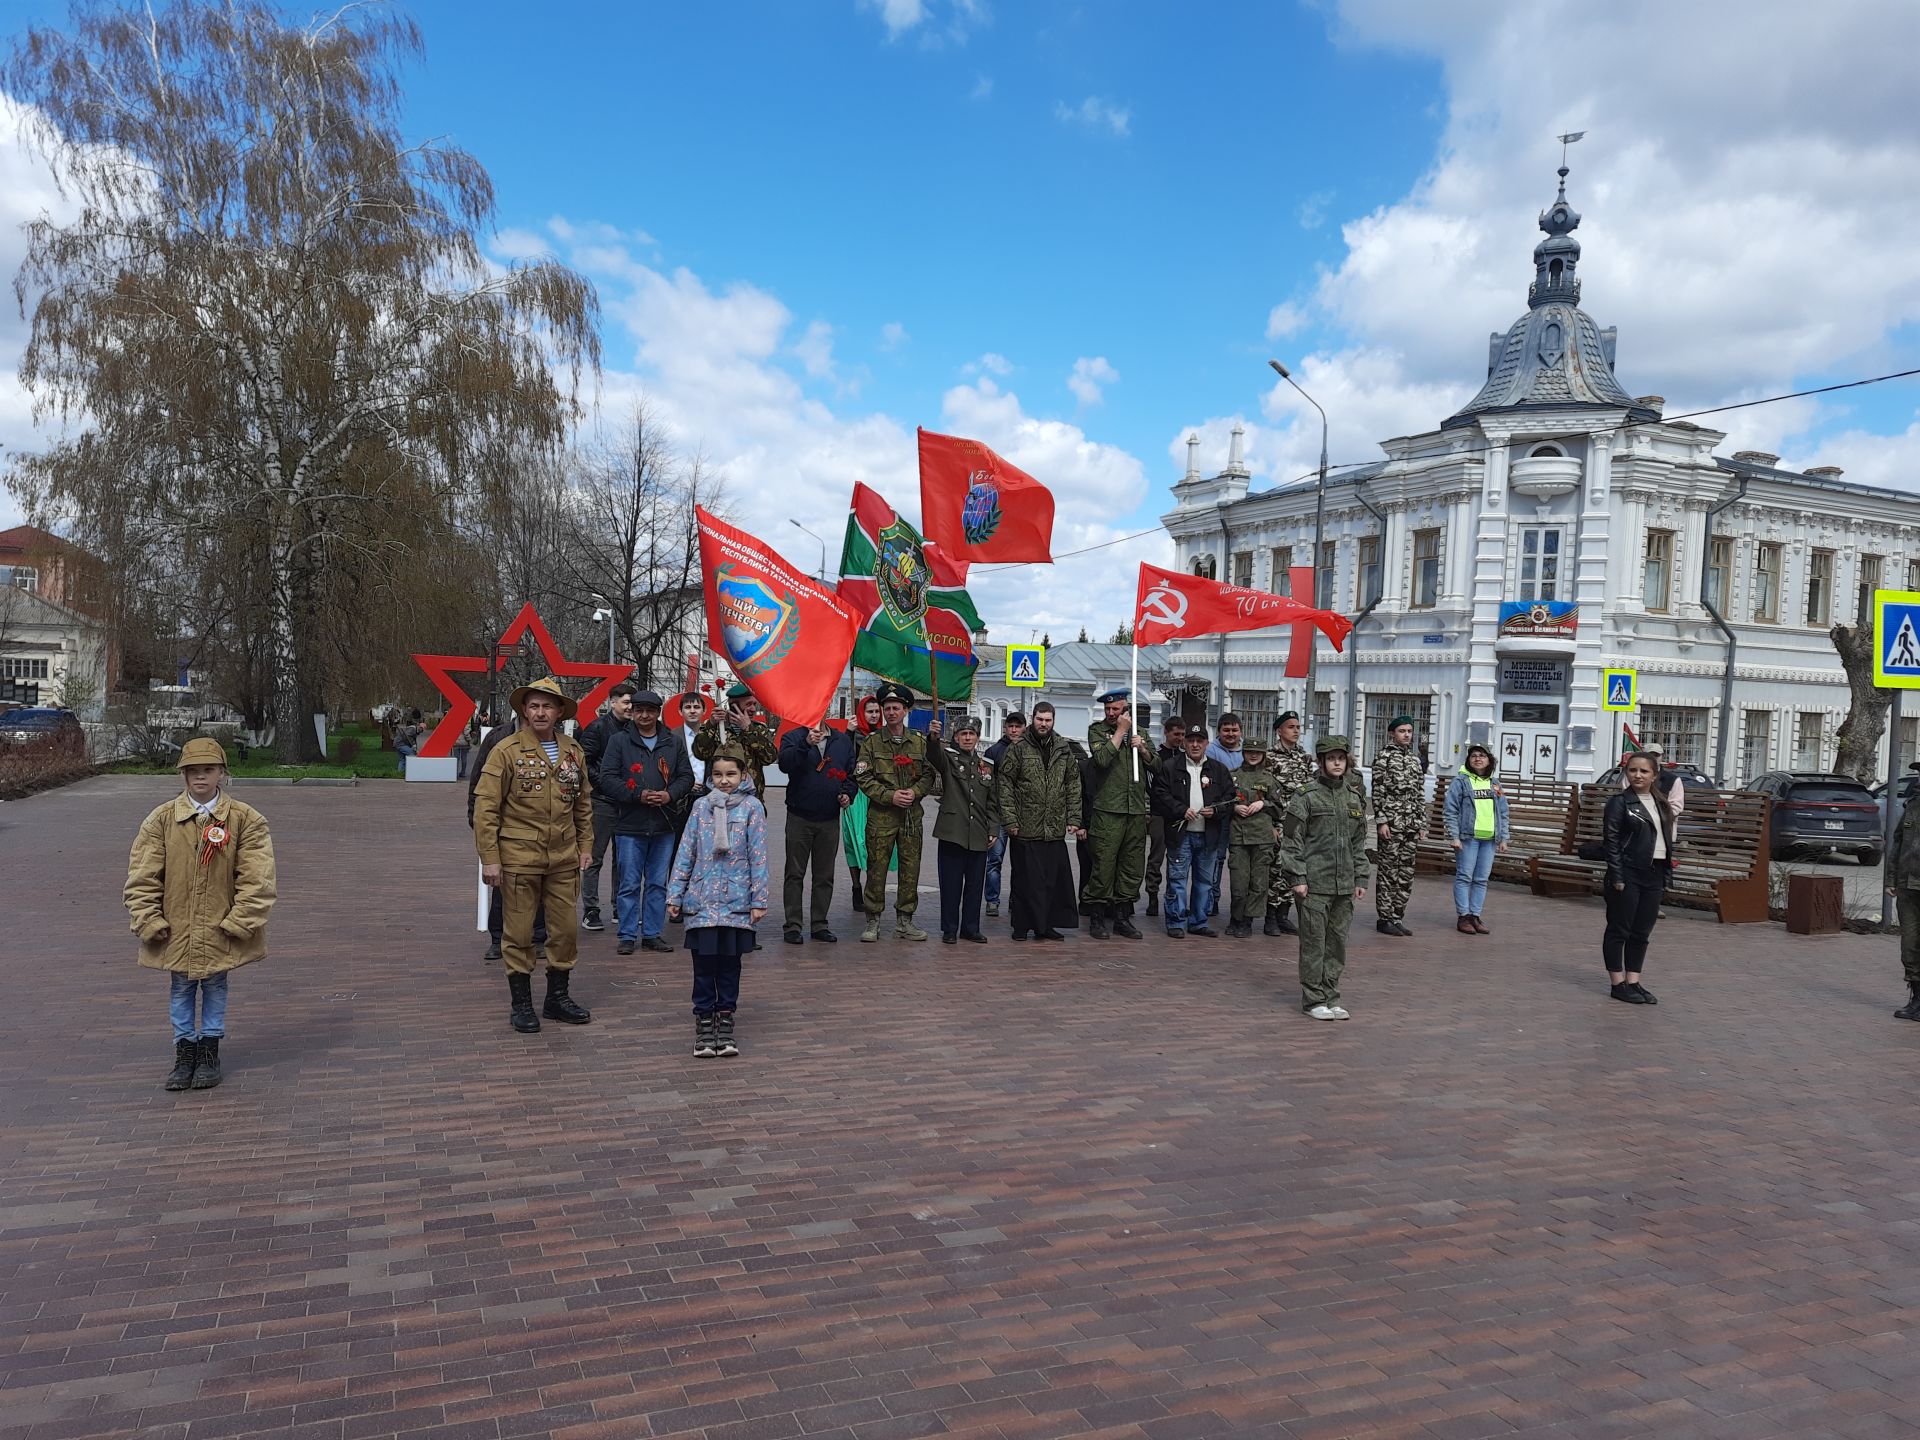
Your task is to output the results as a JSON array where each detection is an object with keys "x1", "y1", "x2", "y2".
[{"x1": 1373, "y1": 829, "x2": 1419, "y2": 922}]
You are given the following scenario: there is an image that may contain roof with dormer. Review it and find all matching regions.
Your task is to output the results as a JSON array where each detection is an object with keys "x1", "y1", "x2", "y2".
[{"x1": 1444, "y1": 165, "x2": 1659, "y2": 430}]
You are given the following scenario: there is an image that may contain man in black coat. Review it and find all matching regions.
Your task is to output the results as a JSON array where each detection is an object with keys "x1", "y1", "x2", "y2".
[
  {"x1": 594, "y1": 690, "x2": 694, "y2": 955},
  {"x1": 1144, "y1": 715, "x2": 1187, "y2": 917},
  {"x1": 1149, "y1": 724, "x2": 1233, "y2": 938},
  {"x1": 776, "y1": 719, "x2": 859, "y2": 944},
  {"x1": 576, "y1": 682, "x2": 635, "y2": 932}
]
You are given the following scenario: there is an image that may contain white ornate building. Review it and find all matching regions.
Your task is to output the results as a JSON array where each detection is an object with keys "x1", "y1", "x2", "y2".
[{"x1": 1161, "y1": 166, "x2": 1919, "y2": 785}]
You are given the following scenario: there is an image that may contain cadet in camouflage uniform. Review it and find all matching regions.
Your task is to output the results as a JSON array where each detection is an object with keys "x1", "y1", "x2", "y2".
[
  {"x1": 693, "y1": 682, "x2": 779, "y2": 796},
  {"x1": 1225, "y1": 734, "x2": 1281, "y2": 938},
  {"x1": 1260, "y1": 711, "x2": 1315, "y2": 935},
  {"x1": 1278, "y1": 735, "x2": 1371, "y2": 1020},
  {"x1": 1370, "y1": 715, "x2": 1425, "y2": 936},
  {"x1": 854, "y1": 681, "x2": 936, "y2": 942},
  {"x1": 1084, "y1": 688, "x2": 1157, "y2": 941}
]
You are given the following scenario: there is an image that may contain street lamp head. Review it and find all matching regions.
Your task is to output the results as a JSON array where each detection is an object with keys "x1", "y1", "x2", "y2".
[
  {"x1": 1268, "y1": 359, "x2": 1290, "y2": 379},
  {"x1": 591, "y1": 607, "x2": 611, "y2": 624}
]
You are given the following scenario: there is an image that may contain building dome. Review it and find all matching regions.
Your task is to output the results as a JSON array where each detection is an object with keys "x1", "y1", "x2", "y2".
[{"x1": 1443, "y1": 164, "x2": 1659, "y2": 430}]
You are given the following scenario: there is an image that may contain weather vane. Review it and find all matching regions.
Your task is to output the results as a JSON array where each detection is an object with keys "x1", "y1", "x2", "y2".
[{"x1": 1557, "y1": 131, "x2": 1586, "y2": 168}]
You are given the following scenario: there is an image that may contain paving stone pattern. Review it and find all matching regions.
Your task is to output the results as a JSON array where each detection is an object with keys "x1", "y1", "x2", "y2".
[{"x1": 3, "y1": 775, "x2": 1919, "y2": 1440}]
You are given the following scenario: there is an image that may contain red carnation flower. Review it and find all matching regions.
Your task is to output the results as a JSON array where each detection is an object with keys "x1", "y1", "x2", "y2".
[
  {"x1": 894, "y1": 755, "x2": 913, "y2": 766},
  {"x1": 630, "y1": 762, "x2": 643, "y2": 773}
]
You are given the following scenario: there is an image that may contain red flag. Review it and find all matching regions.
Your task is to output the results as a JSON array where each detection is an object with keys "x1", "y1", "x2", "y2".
[
  {"x1": 697, "y1": 507, "x2": 860, "y2": 727},
  {"x1": 1133, "y1": 563, "x2": 1354, "y2": 650},
  {"x1": 918, "y1": 427, "x2": 1055, "y2": 564}
]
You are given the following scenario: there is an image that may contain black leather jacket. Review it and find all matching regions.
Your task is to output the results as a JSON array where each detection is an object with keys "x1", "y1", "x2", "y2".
[{"x1": 1603, "y1": 788, "x2": 1676, "y2": 885}]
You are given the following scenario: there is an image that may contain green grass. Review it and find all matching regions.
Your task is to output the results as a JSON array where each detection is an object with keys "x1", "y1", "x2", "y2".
[{"x1": 109, "y1": 753, "x2": 401, "y2": 780}]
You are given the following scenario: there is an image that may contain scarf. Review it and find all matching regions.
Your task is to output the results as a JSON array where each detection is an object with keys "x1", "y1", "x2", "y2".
[{"x1": 709, "y1": 789, "x2": 745, "y2": 853}]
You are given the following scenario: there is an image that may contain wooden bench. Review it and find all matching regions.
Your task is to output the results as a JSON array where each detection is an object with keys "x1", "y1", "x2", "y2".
[
  {"x1": 1531, "y1": 784, "x2": 1771, "y2": 923},
  {"x1": 1414, "y1": 776, "x2": 1577, "y2": 887}
]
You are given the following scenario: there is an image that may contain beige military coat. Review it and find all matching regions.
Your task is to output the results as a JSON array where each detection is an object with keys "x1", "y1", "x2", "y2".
[
  {"x1": 472, "y1": 728, "x2": 594, "y2": 872},
  {"x1": 124, "y1": 792, "x2": 278, "y2": 977}
]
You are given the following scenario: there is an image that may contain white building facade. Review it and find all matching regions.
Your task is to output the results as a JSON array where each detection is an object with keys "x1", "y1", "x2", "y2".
[{"x1": 1162, "y1": 169, "x2": 1919, "y2": 785}]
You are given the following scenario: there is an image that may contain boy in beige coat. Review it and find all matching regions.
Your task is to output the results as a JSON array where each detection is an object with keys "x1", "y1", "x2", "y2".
[{"x1": 124, "y1": 737, "x2": 278, "y2": 1091}]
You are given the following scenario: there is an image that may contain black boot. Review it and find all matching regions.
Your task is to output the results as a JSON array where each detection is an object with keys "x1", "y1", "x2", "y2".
[
  {"x1": 482, "y1": 937, "x2": 502, "y2": 963},
  {"x1": 163, "y1": 1038, "x2": 197, "y2": 1092},
  {"x1": 508, "y1": 972, "x2": 541, "y2": 1032},
  {"x1": 1274, "y1": 904, "x2": 1298, "y2": 935},
  {"x1": 1145, "y1": 893, "x2": 1159, "y2": 917},
  {"x1": 542, "y1": 969, "x2": 592, "y2": 1024},
  {"x1": 189, "y1": 1036, "x2": 222, "y2": 1089},
  {"x1": 1087, "y1": 904, "x2": 1111, "y2": 941},
  {"x1": 1112, "y1": 910, "x2": 1142, "y2": 940},
  {"x1": 848, "y1": 866, "x2": 862, "y2": 904},
  {"x1": 1263, "y1": 905, "x2": 1283, "y2": 937},
  {"x1": 1895, "y1": 987, "x2": 1920, "y2": 1021}
]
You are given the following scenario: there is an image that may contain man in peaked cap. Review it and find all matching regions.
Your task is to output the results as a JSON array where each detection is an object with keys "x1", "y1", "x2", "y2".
[
  {"x1": 854, "y1": 680, "x2": 937, "y2": 942},
  {"x1": 1083, "y1": 687, "x2": 1157, "y2": 940},
  {"x1": 694, "y1": 680, "x2": 778, "y2": 795},
  {"x1": 472, "y1": 676, "x2": 595, "y2": 1034}
]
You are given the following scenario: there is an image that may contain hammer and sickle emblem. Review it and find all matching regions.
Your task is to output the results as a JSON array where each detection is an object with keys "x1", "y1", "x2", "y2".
[{"x1": 1140, "y1": 582, "x2": 1189, "y2": 630}]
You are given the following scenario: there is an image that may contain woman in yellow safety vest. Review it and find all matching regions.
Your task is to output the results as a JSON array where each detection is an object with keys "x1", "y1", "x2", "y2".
[{"x1": 1444, "y1": 742, "x2": 1510, "y2": 935}]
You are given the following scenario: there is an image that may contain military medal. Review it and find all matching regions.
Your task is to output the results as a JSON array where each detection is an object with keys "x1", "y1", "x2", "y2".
[{"x1": 199, "y1": 822, "x2": 230, "y2": 866}]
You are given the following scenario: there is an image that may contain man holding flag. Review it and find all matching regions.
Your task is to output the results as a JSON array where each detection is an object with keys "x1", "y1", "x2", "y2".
[{"x1": 854, "y1": 682, "x2": 936, "y2": 942}]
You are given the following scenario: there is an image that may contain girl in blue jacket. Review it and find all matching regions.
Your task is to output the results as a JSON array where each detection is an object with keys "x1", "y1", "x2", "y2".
[
  {"x1": 1444, "y1": 742, "x2": 1510, "y2": 934},
  {"x1": 666, "y1": 749, "x2": 768, "y2": 1058}
]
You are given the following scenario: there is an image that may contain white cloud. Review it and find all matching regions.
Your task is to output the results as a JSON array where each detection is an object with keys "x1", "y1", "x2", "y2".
[
  {"x1": 965, "y1": 352, "x2": 1013, "y2": 377},
  {"x1": 1067, "y1": 355, "x2": 1119, "y2": 407},
  {"x1": 879, "y1": 321, "x2": 909, "y2": 352},
  {"x1": 1055, "y1": 96, "x2": 1131, "y2": 138},
  {"x1": 861, "y1": 0, "x2": 926, "y2": 38},
  {"x1": 1235, "y1": 0, "x2": 1920, "y2": 480},
  {"x1": 860, "y1": 0, "x2": 987, "y2": 46},
  {"x1": 1296, "y1": 190, "x2": 1332, "y2": 229},
  {"x1": 969, "y1": 74, "x2": 993, "y2": 101},
  {"x1": 792, "y1": 319, "x2": 836, "y2": 380}
]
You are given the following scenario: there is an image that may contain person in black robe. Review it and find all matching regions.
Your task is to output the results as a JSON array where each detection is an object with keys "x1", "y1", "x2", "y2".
[{"x1": 993, "y1": 702, "x2": 1085, "y2": 941}]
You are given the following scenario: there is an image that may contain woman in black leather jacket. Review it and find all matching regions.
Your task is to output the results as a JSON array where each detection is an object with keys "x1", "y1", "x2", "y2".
[{"x1": 1602, "y1": 751, "x2": 1676, "y2": 1004}]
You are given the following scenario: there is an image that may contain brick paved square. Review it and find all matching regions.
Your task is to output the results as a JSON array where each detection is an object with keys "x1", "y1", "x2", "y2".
[{"x1": 2, "y1": 775, "x2": 1917, "y2": 1439}]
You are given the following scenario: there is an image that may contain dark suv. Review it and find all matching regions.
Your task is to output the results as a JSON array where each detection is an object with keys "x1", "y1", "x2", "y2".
[
  {"x1": 0, "y1": 707, "x2": 87, "y2": 760},
  {"x1": 1743, "y1": 771, "x2": 1883, "y2": 864}
]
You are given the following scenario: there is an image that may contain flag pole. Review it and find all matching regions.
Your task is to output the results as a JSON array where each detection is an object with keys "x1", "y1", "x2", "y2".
[{"x1": 1129, "y1": 634, "x2": 1140, "y2": 782}]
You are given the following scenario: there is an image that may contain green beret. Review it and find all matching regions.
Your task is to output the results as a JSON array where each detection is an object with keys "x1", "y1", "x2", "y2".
[
  {"x1": 1388, "y1": 714, "x2": 1416, "y2": 731},
  {"x1": 726, "y1": 682, "x2": 751, "y2": 700}
]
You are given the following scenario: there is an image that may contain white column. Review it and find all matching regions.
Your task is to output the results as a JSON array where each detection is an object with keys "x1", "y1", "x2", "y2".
[
  {"x1": 1381, "y1": 503, "x2": 1409, "y2": 606},
  {"x1": 1465, "y1": 436, "x2": 1510, "y2": 730},
  {"x1": 1565, "y1": 430, "x2": 1615, "y2": 782},
  {"x1": 1444, "y1": 492, "x2": 1476, "y2": 610}
]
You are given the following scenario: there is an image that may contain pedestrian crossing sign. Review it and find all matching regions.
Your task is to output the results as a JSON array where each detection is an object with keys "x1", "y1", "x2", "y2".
[
  {"x1": 1006, "y1": 644, "x2": 1045, "y2": 688},
  {"x1": 1872, "y1": 590, "x2": 1920, "y2": 689},
  {"x1": 1601, "y1": 668, "x2": 1636, "y2": 712}
]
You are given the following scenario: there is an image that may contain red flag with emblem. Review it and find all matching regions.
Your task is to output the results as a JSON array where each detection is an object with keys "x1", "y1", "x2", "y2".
[
  {"x1": 697, "y1": 507, "x2": 860, "y2": 727},
  {"x1": 1132, "y1": 563, "x2": 1353, "y2": 649},
  {"x1": 918, "y1": 427, "x2": 1055, "y2": 564}
]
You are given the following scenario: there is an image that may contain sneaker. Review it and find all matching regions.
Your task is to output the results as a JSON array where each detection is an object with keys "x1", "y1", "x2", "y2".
[
  {"x1": 616, "y1": 938, "x2": 636, "y2": 955},
  {"x1": 1610, "y1": 982, "x2": 1648, "y2": 1004},
  {"x1": 894, "y1": 920, "x2": 929, "y2": 942},
  {"x1": 1629, "y1": 982, "x2": 1658, "y2": 1005},
  {"x1": 581, "y1": 911, "x2": 605, "y2": 932},
  {"x1": 860, "y1": 918, "x2": 881, "y2": 943},
  {"x1": 714, "y1": 1013, "x2": 739, "y2": 1058},
  {"x1": 1327, "y1": 1004, "x2": 1351, "y2": 1020},
  {"x1": 693, "y1": 1015, "x2": 718, "y2": 1058},
  {"x1": 641, "y1": 936, "x2": 673, "y2": 953},
  {"x1": 985, "y1": 902, "x2": 999, "y2": 918},
  {"x1": 1308, "y1": 1003, "x2": 1341, "y2": 1021}
]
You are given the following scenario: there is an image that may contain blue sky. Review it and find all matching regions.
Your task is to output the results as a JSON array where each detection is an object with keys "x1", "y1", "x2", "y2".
[{"x1": 3, "y1": 0, "x2": 1918, "y2": 638}]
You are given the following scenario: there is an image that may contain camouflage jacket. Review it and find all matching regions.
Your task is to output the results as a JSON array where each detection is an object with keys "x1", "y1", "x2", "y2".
[
  {"x1": 855, "y1": 727, "x2": 937, "y2": 812},
  {"x1": 1085, "y1": 719, "x2": 1157, "y2": 815},
  {"x1": 1278, "y1": 774, "x2": 1372, "y2": 894},
  {"x1": 693, "y1": 717, "x2": 778, "y2": 795},
  {"x1": 994, "y1": 732, "x2": 1084, "y2": 841},
  {"x1": 1228, "y1": 765, "x2": 1281, "y2": 847},
  {"x1": 1370, "y1": 742, "x2": 1425, "y2": 832},
  {"x1": 1260, "y1": 742, "x2": 1315, "y2": 809}
]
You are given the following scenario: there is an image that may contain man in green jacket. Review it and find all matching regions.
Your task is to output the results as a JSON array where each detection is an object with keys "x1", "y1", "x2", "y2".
[
  {"x1": 1885, "y1": 795, "x2": 1920, "y2": 1020},
  {"x1": 1084, "y1": 688, "x2": 1157, "y2": 940},
  {"x1": 693, "y1": 682, "x2": 779, "y2": 796},
  {"x1": 1260, "y1": 711, "x2": 1314, "y2": 935},
  {"x1": 1226, "y1": 734, "x2": 1280, "y2": 939},
  {"x1": 1279, "y1": 734, "x2": 1371, "y2": 1021},
  {"x1": 854, "y1": 681, "x2": 936, "y2": 942},
  {"x1": 994, "y1": 701, "x2": 1084, "y2": 941}
]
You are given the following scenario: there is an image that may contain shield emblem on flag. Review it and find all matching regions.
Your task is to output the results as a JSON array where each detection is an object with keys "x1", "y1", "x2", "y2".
[
  {"x1": 715, "y1": 564, "x2": 801, "y2": 677},
  {"x1": 876, "y1": 518, "x2": 930, "y2": 627},
  {"x1": 961, "y1": 469, "x2": 1002, "y2": 546}
]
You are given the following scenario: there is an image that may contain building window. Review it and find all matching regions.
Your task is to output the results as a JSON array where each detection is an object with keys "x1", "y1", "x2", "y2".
[
  {"x1": 1268, "y1": 546, "x2": 1291, "y2": 595},
  {"x1": 1356, "y1": 535, "x2": 1382, "y2": 608},
  {"x1": 1528, "y1": 443, "x2": 1564, "y2": 458},
  {"x1": 1753, "y1": 543, "x2": 1781, "y2": 623},
  {"x1": 1230, "y1": 688, "x2": 1276, "y2": 742},
  {"x1": 1311, "y1": 690, "x2": 1331, "y2": 739},
  {"x1": 1, "y1": 658, "x2": 51, "y2": 679},
  {"x1": 1900, "y1": 716, "x2": 1919, "y2": 776},
  {"x1": 1518, "y1": 526, "x2": 1563, "y2": 603},
  {"x1": 1858, "y1": 554, "x2": 1883, "y2": 624},
  {"x1": 1190, "y1": 554, "x2": 1216, "y2": 580},
  {"x1": 1806, "y1": 549, "x2": 1834, "y2": 627},
  {"x1": 1796, "y1": 712, "x2": 1824, "y2": 770},
  {"x1": 0, "y1": 565, "x2": 36, "y2": 593},
  {"x1": 1739, "y1": 711, "x2": 1771, "y2": 786},
  {"x1": 1231, "y1": 550, "x2": 1253, "y2": 587},
  {"x1": 1706, "y1": 536, "x2": 1732, "y2": 614},
  {"x1": 1364, "y1": 695, "x2": 1432, "y2": 764},
  {"x1": 1410, "y1": 529, "x2": 1441, "y2": 609},
  {"x1": 1641, "y1": 705, "x2": 1709, "y2": 768},
  {"x1": 1909, "y1": 557, "x2": 1920, "y2": 593},
  {"x1": 1643, "y1": 530, "x2": 1673, "y2": 612},
  {"x1": 1318, "y1": 541, "x2": 1336, "y2": 610}
]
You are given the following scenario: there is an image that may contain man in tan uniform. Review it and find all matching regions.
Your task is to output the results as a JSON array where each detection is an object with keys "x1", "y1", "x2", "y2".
[{"x1": 473, "y1": 676, "x2": 595, "y2": 1033}]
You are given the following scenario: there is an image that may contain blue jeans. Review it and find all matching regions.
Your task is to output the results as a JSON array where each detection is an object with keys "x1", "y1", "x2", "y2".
[
  {"x1": 615, "y1": 832, "x2": 676, "y2": 941},
  {"x1": 169, "y1": 973, "x2": 229, "y2": 1041},
  {"x1": 1165, "y1": 829, "x2": 1217, "y2": 932},
  {"x1": 1453, "y1": 838, "x2": 1497, "y2": 915},
  {"x1": 985, "y1": 826, "x2": 1007, "y2": 905}
]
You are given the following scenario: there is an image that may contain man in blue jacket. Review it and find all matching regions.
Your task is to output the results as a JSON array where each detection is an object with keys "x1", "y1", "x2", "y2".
[
  {"x1": 594, "y1": 690, "x2": 695, "y2": 955},
  {"x1": 777, "y1": 718, "x2": 858, "y2": 943}
]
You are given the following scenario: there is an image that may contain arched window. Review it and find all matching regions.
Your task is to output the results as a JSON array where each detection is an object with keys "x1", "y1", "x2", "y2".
[
  {"x1": 1548, "y1": 258, "x2": 1564, "y2": 288},
  {"x1": 1529, "y1": 444, "x2": 1564, "y2": 458},
  {"x1": 1191, "y1": 554, "x2": 1216, "y2": 580}
]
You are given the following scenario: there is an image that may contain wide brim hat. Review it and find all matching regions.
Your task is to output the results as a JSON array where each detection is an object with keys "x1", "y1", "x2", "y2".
[
  {"x1": 509, "y1": 676, "x2": 577, "y2": 723},
  {"x1": 177, "y1": 736, "x2": 228, "y2": 769}
]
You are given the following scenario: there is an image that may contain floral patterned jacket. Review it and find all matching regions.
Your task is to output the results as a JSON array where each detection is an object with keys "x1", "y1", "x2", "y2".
[{"x1": 666, "y1": 780, "x2": 770, "y2": 932}]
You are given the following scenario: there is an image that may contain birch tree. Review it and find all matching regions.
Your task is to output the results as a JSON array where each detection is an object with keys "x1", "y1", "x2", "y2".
[{"x1": 3, "y1": 1, "x2": 598, "y2": 758}]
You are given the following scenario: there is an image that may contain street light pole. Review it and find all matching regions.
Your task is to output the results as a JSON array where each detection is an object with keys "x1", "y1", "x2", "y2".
[
  {"x1": 1271, "y1": 359, "x2": 1329, "y2": 735},
  {"x1": 789, "y1": 518, "x2": 828, "y2": 583}
]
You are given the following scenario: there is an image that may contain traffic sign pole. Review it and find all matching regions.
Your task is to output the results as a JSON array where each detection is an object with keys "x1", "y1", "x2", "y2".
[{"x1": 1887, "y1": 688, "x2": 1902, "y2": 930}]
